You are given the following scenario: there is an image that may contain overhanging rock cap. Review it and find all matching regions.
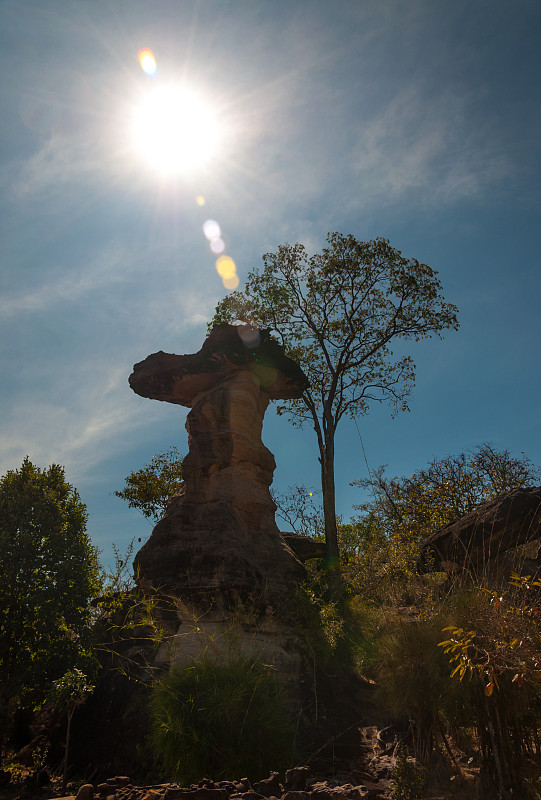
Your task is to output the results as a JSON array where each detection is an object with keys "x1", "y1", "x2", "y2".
[{"x1": 129, "y1": 324, "x2": 308, "y2": 406}]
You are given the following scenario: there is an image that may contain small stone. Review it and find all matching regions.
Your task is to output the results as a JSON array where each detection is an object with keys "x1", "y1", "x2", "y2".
[
  {"x1": 110, "y1": 777, "x2": 131, "y2": 787},
  {"x1": 230, "y1": 793, "x2": 266, "y2": 800},
  {"x1": 282, "y1": 792, "x2": 308, "y2": 800},
  {"x1": 284, "y1": 767, "x2": 310, "y2": 792},
  {"x1": 332, "y1": 787, "x2": 365, "y2": 800},
  {"x1": 76, "y1": 785, "x2": 94, "y2": 800},
  {"x1": 253, "y1": 772, "x2": 282, "y2": 798},
  {"x1": 310, "y1": 788, "x2": 334, "y2": 800}
]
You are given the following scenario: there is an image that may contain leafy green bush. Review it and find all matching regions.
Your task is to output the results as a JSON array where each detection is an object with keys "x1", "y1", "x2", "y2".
[
  {"x1": 390, "y1": 742, "x2": 424, "y2": 800},
  {"x1": 150, "y1": 650, "x2": 297, "y2": 783}
]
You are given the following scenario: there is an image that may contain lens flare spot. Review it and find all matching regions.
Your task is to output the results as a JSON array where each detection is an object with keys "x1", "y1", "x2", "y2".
[
  {"x1": 203, "y1": 219, "x2": 221, "y2": 241},
  {"x1": 252, "y1": 363, "x2": 278, "y2": 388},
  {"x1": 196, "y1": 195, "x2": 206, "y2": 206},
  {"x1": 210, "y1": 237, "x2": 226, "y2": 255},
  {"x1": 223, "y1": 274, "x2": 240, "y2": 290},
  {"x1": 216, "y1": 255, "x2": 236, "y2": 280},
  {"x1": 238, "y1": 325, "x2": 261, "y2": 349},
  {"x1": 138, "y1": 48, "x2": 157, "y2": 76}
]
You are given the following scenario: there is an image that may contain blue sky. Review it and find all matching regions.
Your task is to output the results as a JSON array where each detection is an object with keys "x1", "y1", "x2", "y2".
[{"x1": 1, "y1": 0, "x2": 540, "y2": 567}]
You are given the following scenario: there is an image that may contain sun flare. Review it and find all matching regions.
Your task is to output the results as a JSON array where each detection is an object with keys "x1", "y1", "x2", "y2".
[{"x1": 131, "y1": 85, "x2": 220, "y2": 175}]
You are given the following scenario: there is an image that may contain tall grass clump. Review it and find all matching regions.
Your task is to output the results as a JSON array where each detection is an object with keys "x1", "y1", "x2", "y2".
[
  {"x1": 374, "y1": 614, "x2": 454, "y2": 767},
  {"x1": 150, "y1": 651, "x2": 297, "y2": 784}
]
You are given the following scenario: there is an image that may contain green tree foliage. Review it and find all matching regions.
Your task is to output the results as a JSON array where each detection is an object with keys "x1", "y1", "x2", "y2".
[
  {"x1": 0, "y1": 457, "x2": 100, "y2": 754},
  {"x1": 440, "y1": 574, "x2": 541, "y2": 692},
  {"x1": 356, "y1": 443, "x2": 540, "y2": 542},
  {"x1": 49, "y1": 668, "x2": 94, "y2": 793},
  {"x1": 436, "y1": 586, "x2": 541, "y2": 799},
  {"x1": 210, "y1": 233, "x2": 459, "y2": 568},
  {"x1": 348, "y1": 445, "x2": 540, "y2": 602},
  {"x1": 373, "y1": 597, "x2": 541, "y2": 796},
  {"x1": 114, "y1": 447, "x2": 183, "y2": 521},
  {"x1": 338, "y1": 446, "x2": 541, "y2": 796},
  {"x1": 336, "y1": 514, "x2": 414, "y2": 603},
  {"x1": 390, "y1": 742, "x2": 424, "y2": 800}
]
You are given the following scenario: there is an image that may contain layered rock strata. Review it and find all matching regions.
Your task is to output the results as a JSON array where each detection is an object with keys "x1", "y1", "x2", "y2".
[
  {"x1": 421, "y1": 486, "x2": 541, "y2": 572},
  {"x1": 130, "y1": 325, "x2": 308, "y2": 606}
]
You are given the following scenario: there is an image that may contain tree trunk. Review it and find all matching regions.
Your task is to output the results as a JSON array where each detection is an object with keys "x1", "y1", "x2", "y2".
[
  {"x1": 61, "y1": 706, "x2": 74, "y2": 795},
  {"x1": 320, "y1": 425, "x2": 341, "y2": 594}
]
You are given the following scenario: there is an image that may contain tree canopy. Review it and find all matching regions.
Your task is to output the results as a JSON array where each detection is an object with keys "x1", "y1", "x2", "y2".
[
  {"x1": 210, "y1": 233, "x2": 459, "y2": 568},
  {"x1": 0, "y1": 457, "x2": 100, "y2": 753},
  {"x1": 355, "y1": 443, "x2": 541, "y2": 543},
  {"x1": 345, "y1": 444, "x2": 541, "y2": 602},
  {"x1": 114, "y1": 447, "x2": 183, "y2": 521}
]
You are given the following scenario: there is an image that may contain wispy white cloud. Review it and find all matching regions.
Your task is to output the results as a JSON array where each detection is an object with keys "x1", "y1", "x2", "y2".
[
  {"x1": 0, "y1": 241, "x2": 128, "y2": 315},
  {"x1": 14, "y1": 132, "x2": 113, "y2": 198},
  {"x1": 350, "y1": 86, "x2": 513, "y2": 206},
  {"x1": 0, "y1": 269, "x2": 214, "y2": 487},
  {"x1": 0, "y1": 355, "x2": 175, "y2": 483}
]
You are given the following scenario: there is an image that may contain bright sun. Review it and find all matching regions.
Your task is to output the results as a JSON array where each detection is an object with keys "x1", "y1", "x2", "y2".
[{"x1": 131, "y1": 85, "x2": 220, "y2": 175}]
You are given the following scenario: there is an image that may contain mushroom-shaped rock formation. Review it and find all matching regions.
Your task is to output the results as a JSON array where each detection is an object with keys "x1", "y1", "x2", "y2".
[{"x1": 130, "y1": 324, "x2": 309, "y2": 606}]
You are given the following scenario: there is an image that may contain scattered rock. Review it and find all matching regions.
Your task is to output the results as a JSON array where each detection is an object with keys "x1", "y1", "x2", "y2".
[
  {"x1": 76, "y1": 784, "x2": 95, "y2": 800},
  {"x1": 284, "y1": 767, "x2": 310, "y2": 791},
  {"x1": 282, "y1": 792, "x2": 308, "y2": 800},
  {"x1": 107, "y1": 777, "x2": 131, "y2": 787},
  {"x1": 78, "y1": 765, "x2": 393, "y2": 800},
  {"x1": 230, "y1": 793, "x2": 266, "y2": 800},
  {"x1": 254, "y1": 772, "x2": 282, "y2": 797},
  {"x1": 234, "y1": 780, "x2": 252, "y2": 793}
]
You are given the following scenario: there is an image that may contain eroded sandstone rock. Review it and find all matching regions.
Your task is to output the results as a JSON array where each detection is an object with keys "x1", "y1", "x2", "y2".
[
  {"x1": 420, "y1": 486, "x2": 541, "y2": 572},
  {"x1": 130, "y1": 325, "x2": 308, "y2": 606}
]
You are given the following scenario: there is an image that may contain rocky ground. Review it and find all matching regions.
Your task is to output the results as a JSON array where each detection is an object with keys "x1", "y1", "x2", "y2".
[{"x1": 0, "y1": 724, "x2": 479, "y2": 800}]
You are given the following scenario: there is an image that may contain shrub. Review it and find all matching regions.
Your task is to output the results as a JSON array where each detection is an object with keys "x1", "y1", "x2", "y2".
[
  {"x1": 150, "y1": 650, "x2": 297, "y2": 783},
  {"x1": 390, "y1": 742, "x2": 424, "y2": 800},
  {"x1": 374, "y1": 615, "x2": 453, "y2": 765}
]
